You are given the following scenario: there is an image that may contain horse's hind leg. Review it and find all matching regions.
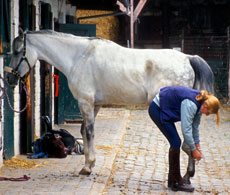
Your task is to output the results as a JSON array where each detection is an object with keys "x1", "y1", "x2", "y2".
[
  {"x1": 78, "y1": 100, "x2": 96, "y2": 175},
  {"x1": 182, "y1": 141, "x2": 195, "y2": 184}
]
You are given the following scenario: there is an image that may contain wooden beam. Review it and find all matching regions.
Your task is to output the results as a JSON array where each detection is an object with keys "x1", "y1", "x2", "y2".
[
  {"x1": 130, "y1": 0, "x2": 134, "y2": 48},
  {"x1": 133, "y1": 0, "x2": 147, "y2": 22},
  {"x1": 227, "y1": 27, "x2": 230, "y2": 103},
  {"x1": 116, "y1": 1, "x2": 127, "y2": 12},
  {"x1": 129, "y1": 0, "x2": 147, "y2": 48}
]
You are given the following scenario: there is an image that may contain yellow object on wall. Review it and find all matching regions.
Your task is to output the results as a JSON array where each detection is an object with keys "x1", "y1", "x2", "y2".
[{"x1": 77, "y1": 9, "x2": 120, "y2": 41}]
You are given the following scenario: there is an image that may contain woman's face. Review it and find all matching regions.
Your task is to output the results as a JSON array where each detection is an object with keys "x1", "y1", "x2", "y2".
[{"x1": 200, "y1": 103, "x2": 210, "y2": 116}]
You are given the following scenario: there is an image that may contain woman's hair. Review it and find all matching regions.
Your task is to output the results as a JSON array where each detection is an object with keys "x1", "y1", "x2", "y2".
[{"x1": 196, "y1": 90, "x2": 221, "y2": 126}]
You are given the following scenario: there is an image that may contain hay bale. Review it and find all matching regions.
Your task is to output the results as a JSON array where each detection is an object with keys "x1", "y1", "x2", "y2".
[{"x1": 77, "y1": 9, "x2": 119, "y2": 41}]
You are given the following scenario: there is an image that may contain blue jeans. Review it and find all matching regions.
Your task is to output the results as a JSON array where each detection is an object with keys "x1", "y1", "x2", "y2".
[{"x1": 148, "y1": 101, "x2": 181, "y2": 149}]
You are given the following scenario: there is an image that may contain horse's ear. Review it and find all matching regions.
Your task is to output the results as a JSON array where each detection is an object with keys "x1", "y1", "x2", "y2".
[{"x1": 18, "y1": 27, "x2": 24, "y2": 40}]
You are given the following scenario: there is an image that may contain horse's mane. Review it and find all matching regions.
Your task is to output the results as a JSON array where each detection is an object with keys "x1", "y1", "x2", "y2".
[{"x1": 27, "y1": 30, "x2": 105, "y2": 42}]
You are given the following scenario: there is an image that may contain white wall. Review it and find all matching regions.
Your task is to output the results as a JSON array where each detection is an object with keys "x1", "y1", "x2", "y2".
[
  {"x1": 0, "y1": 58, "x2": 4, "y2": 166},
  {"x1": 0, "y1": 0, "x2": 20, "y2": 167},
  {"x1": 11, "y1": 0, "x2": 21, "y2": 157},
  {"x1": 0, "y1": 0, "x2": 76, "y2": 167},
  {"x1": 32, "y1": 0, "x2": 67, "y2": 135}
]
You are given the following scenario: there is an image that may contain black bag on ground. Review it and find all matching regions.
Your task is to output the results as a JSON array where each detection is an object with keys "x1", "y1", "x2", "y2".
[
  {"x1": 28, "y1": 132, "x2": 67, "y2": 159},
  {"x1": 43, "y1": 132, "x2": 67, "y2": 158},
  {"x1": 41, "y1": 116, "x2": 83, "y2": 154},
  {"x1": 49, "y1": 129, "x2": 75, "y2": 154}
]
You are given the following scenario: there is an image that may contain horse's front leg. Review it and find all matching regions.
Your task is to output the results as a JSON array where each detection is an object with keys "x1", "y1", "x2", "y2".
[
  {"x1": 80, "y1": 122, "x2": 95, "y2": 175},
  {"x1": 182, "y1": 141, "x2": 195, "y2": 184},
  {"x1": 78, "y1": 101, "x2": 96, "y2": 175}
]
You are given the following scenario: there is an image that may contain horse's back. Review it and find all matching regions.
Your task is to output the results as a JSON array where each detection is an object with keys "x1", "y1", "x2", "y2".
[
  {"x1": 78, "y1": 46, "x2": 196, "y2": 104},
  {"x1": 68, "y1": 39, "x2": 199, "y2": 105}
]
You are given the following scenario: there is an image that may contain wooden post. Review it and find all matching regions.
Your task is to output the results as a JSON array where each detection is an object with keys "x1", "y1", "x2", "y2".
[
  {"x1": 128, "y1": 0, "x2": 147, "y2": 48},
  {"x1": 117, "y1": 0, "x2": 147, "y2": 48},
  {"x1": 133, "y1": 0, "x2": 147, "y2": 22},
  {"x1": 130, "y1": 0, "x2": 134, "y2": 48},
  {"x1": 227, "y1": 26, "x2": 230, "y2": 103}
]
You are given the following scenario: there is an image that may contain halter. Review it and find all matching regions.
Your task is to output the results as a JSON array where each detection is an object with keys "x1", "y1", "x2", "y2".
[
  {"x1": 2, "y1": 32, "x2": 30, "y2": 113},
  {"x1": 4, "y1": 32, "x2": 31, "y2": 84}
]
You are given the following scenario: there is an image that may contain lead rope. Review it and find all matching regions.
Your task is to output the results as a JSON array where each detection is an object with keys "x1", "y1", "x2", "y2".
[
  {"x1": 0, "y1": 74, "x2": 29, "y2": 113},
  {"x1": 0, "y1": 175, "x2": 30, "y2": 181}
]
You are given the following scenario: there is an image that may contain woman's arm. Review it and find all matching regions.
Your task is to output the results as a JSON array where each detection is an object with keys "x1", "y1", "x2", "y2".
[
  {"x1": 192, "y1": 113, "x2": 202, "y2": 145},
  {"x1": 181, "y1": 99, "x2": 198, "y2": 151},
  {"x1": 181, "y1": 100, "x2": 203, "y2": 161}
]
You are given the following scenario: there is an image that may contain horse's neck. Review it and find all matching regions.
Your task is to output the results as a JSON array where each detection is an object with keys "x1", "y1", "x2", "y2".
[{"x1": 28, "y1": 34, "x2": 86, "y2": 77}]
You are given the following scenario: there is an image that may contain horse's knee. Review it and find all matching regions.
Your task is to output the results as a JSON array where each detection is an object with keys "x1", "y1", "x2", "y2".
[
  {"x1": 80, "y1": 123, "x2": 84, "y2": 136},
  {"x1": 81, "y1": 122, "x2": 94, "y2": 141},
  {"x1": 85, "y1": 124, "x2": 94, "y2": 141}
]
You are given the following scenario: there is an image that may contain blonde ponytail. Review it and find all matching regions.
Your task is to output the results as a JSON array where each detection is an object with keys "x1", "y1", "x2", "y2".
[{"x1": 196, "y1": 90, "x2": 209, "y2": 101}]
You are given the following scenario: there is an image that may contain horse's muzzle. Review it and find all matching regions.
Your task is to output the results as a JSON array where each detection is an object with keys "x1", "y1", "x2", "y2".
[{"x1": 4, "y1": 66, "x2": 20, "y2": 86}]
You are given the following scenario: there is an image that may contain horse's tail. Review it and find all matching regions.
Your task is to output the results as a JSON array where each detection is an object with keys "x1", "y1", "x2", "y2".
[{"x1": 188, "y1": 55, "x2": 214, "y2": 94}]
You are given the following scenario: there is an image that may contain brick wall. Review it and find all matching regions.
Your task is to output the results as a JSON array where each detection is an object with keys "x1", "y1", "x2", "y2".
[
  {"x1": 169, "y1": 35, "x2": 229, "y2": 100},
  {"x1": 183, "y1": 36, "x2": 229, "y2": 100}
]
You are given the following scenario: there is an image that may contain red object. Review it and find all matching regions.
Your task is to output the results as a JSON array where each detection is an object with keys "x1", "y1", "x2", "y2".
[
  {"x1": 0, "y1": 175, "x2": 30, "y2": 181},
  {"x1": 53, "y1": 74, "x2": 59, "y2": 97}
]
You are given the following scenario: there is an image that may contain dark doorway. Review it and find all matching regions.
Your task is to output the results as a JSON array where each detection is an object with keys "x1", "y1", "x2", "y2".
[
  {"x1": 40, "y1": 2, "x2": 52, "y2": 135},
  {"x1": 19, "y1": 0, "x2": 36, "y2": 154}
]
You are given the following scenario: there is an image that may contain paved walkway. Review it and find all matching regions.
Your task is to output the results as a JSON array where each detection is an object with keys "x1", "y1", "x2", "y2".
[{"x1": 0, "y1": 106, "x2": 229, "y2": 195}]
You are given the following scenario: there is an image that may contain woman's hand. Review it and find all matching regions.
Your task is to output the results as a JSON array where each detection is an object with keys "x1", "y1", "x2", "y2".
[
  {"x1": 192, "y1": 149, "x2": 203, "y2": 161},
  {"x1": 192, "y1": 142, "x2": 203, "y2": 161},
  {"x1": 192, "y1": 150, "x2": 203, "y2": 161}
]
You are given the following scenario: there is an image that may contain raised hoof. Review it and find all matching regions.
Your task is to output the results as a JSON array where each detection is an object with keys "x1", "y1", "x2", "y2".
[
  {"x1": 79, "y1": 168, "x2": 92, "y2": 175},
  {"x1": 171, "y1": 183, "x2": 194, "y2": 192},
  {"x1": 183, "y1": 173, "x2": 191, "y2": 184}
]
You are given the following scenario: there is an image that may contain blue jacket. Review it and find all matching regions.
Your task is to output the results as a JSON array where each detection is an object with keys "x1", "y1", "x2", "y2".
[{"x1": 159, "y1": 86, "x2": 202, "y2": 123}]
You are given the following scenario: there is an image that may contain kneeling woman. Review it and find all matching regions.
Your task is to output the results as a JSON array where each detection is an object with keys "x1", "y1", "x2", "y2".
[{"x1": 148, "y1": 86, "x2": 220, "y2": 192}]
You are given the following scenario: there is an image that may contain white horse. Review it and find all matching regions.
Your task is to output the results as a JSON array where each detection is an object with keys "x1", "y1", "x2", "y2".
[{"x1": 6, "y1": 30, "x2": 214, "y2": 181}]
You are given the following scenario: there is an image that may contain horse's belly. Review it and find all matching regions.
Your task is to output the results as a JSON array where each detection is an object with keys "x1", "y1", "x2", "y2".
[{"x1": 95, "y1": 86, "x2": 147, "y2": 105}]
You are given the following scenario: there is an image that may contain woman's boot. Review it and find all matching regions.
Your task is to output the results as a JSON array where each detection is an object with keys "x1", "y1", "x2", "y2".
[{"x1": 168, "y1": 148, "x2": 195, "y2": 192}]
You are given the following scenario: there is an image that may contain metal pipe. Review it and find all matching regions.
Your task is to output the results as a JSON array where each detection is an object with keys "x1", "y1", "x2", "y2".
[
  {"x1": 130, "y1": 0, "x2": 134, "y2": 48},
  {"x1": 227, "y1": 26, "x2": 230, "y2": 104}
]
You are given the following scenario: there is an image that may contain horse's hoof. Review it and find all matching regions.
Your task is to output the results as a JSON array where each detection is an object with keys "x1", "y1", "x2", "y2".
[
  {"x1": 183, "y1": 174, "x2": 191, "y2": 185},
  {"x1": 79, "y1": 167, "x2": 91, "y2": 175}
]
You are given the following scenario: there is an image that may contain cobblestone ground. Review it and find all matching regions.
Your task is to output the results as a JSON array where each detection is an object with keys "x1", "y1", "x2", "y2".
[
  {"x1": 104, "y1": 107, "x2": 230, "y2": 195},
  {"x1": 0, "y1": 106, "x2": 229, "y2": 195}
]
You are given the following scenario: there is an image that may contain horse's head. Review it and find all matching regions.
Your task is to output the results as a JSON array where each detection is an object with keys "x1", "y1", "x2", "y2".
[{"x1": 5, "y1": 28, "x2": 32, "y2": 86}]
